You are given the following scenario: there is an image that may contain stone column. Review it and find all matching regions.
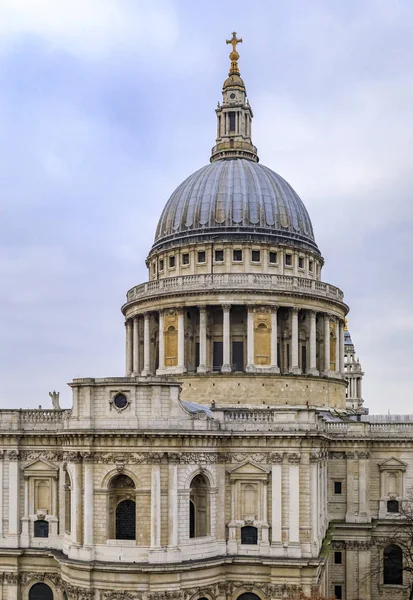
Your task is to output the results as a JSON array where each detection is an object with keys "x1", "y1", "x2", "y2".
[
  {"x1": 271, "y1": 459, "x2": 282, "y2": 546},
  {"x1": 133, "y1": 316, "x2": 140, "y2": 376},
  {"x1": 168, "y1": 464, "x2": 178, "y2": 547},
  {"x1": 177, "y1": 309, "x2": 186, "y2": 372},
  {"x1": 221, "y1": 304, "x2": 232, "y2": 372},
  {"x1": 8, "y1": 451, "x2": 20, "y2": 545},
  {"x1": 151, "y1": 464, "x2": 161, "y2": 547},
  {"x1": 289, "y1": 308, "x2": 301, "y2": 374},
  {"x1": 323, "y1": 313, "x2": 331, "y2": 375},
  {"x1": 358, "y1": 452, "x2": 370, "y2": 522},
  {"x1": 59, "y1": 463, "x2": 66, "y2": 539},
  {"x1": 72, "y1": 459, "x2": 82, "y2": 545},
  {"x1": 310, "y1": 454, "x2": 319, "y2": 552},
  {"x1": 125, "y1": 319, "x2": 133, "y2": 376},
  {"x1": 288, "y1": 454, "x2": 300, "y2": 545},
  {"x1": 157, "y1": 310, "x2": 165, "y2": 373},
  {"x1": 246, "y1": 306, "x2": 255, "y2": 371},
  {"x1": 142, "y1": 312, "x2": 151, "y2": 376},
  {"x1": 335, "y1": 318, "x2": 340, "y2": 375},
  {"x1": 308, "y1": 310, "x2": 319, "y2": 375},
  {"x1": 197, "y1": 306, "x2": 208, "y2": 373},
  {"x1": 339, "y1": 320, "x2": 345, "y2": 375},
  {"x1": 270, "y1": 306, "x2": 280, "y2": 372},
  {"x1": 83, "y1": 454, "x2": 94, "y2": 547},
  {"x1": 346, "y1": 452, "x2": 356, "y2": 523}
]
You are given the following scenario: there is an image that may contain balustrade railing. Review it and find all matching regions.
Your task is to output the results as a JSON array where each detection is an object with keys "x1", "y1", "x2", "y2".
[{"x1": 126, "y1": 273, "x2": 344, "y2": 303}]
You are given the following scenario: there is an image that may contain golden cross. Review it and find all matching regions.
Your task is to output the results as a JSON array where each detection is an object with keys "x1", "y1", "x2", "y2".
[{"x1": 226, "y1": 32, "x2": 242, "y2": 53}]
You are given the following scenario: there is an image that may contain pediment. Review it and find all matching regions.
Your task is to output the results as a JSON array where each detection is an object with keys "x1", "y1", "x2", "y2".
[
  {"x1": 22, "y1": 458, "x2": 58, "y2": 474},
  {"x1": 378, "y1": 457, "x2": 407, "y2": 472},
  {"x1": 229, "y1": 461, "x2": 270, "y2": 480}
]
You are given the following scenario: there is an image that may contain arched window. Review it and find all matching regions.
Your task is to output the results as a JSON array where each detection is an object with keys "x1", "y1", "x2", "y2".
[
  {"x1": 34, "y1": 519, "x2": 49, "y2": 538},
  {"x1": 189, "y1": 473, "x2": 210, "y2": 538},
  {"x1": 241, "y1": 525, "x2": 258, "y2": 544},
  {"x1": 387, "y1": 499, "x2": 399, "y2": 513},
  {"x1": 29, "y1": 583, "x2": 53, "y2": 600},
  {"x1": 116, "y1": 499, "x2": 136, "y2": 540},
  {"x1": 384, "y1": 544, "x2": 403, "y2": 584},
  {"x1": 237, "y1": 593, "x2": 261, "y2": 600},
  {"x1": 108, "y1": 474, "x2": 136, "y2": 541}
]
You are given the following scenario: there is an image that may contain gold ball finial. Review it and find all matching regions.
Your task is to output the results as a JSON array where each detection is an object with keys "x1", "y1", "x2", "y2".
[{"x1": 226, "y1": 31, "x2": 242, "y2": 75}]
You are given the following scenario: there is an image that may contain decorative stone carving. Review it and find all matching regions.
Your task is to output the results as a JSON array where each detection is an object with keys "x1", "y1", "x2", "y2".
[
  {"x1": 331, "y1": 540, "x2": 346, "y2": 549},
  {"x1": 329, "y1": 451, "x2": 346, "y2": 459},
  {"x1": 287, "y1": 453, "x2": 301, "y2": 464},
  {"x1": 357, "y1": 451, "x2": 370, "y2": 459},
  {"x1": 102, "y1": 592, "x2": 143, "y2": 600},
  {"x1": 20, "y1": 450, "x2": 61, "y2": 461},
  {"x1": 7, "y1": 450, "x2": 20, "y2": 461},
  {"x1": 268, "y1": 452, "x2": 284, "y2": 464},
  {"x1": 4, "y1": 573, "x2": 20, "y2": 585},
  {"x1": 346, "y1": 540, "x2": 371, "y2": 550},
  {"x1": 346, "y1": 451, "x2": 356, "y2": 459},
  {"x1": 183, "y1": 586, "x2": 216, "y2": 600},
  {"x1": 49, "y1": 391, "x2": 61, "y2": 410},
  {"x1": 63, "y1": 451, "x2": 82, "y2": 463},
  {"x1": 309, "y1": 452, "x2": 320, "y2": 463},
  {"x1": 81, "y1": 452, "x2": 94, "y2": 463}
]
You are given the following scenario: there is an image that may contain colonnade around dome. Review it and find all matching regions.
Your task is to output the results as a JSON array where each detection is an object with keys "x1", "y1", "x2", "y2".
[{"x1": 124, "y1": 303, "x2": 346, "y2": 380}]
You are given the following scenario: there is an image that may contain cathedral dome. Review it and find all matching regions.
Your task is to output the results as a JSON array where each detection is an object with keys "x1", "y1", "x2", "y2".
[{"x1": 152, "y1": 158, "x2": 319, "y2": 254}]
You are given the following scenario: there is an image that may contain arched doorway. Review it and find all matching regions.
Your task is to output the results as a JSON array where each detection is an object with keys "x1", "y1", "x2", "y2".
[{"x1": 29, "y1": 583, "x2": 53, "y2": 600}]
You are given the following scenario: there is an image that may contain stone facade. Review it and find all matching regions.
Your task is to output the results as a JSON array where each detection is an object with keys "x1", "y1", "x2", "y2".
[{"x1": 1, "y1": 34, "x2": 409, "y2": 600}]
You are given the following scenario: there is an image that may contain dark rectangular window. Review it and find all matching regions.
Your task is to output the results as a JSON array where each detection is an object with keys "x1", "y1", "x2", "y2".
[
  {"x1": 182, "y1": 253, "x2": 189, "y2": 265},
  {"x1": 298, "y1": 257, "x2": 304, "y2": 269},
  {"x1": 285, "y1": 254, "x2": 292, "y2": 266},
  {"x1": 215, "y1": 249, "x2": 224, "y2": 262},
  {"x1": 334, "y1": 551, "x2": 342, "y2": 564},
  {"x1": 251, "y1": 250, "x2": 260, "y2": 262},
  {"x1": 197, "y1": 251, "x2": 206, "y2": 263},
  {"x1": 334, "y1": 481, "x2": 342, "y2": 495},
  {"x1": 233, "y1": 249, "x2": 242, "y2": 262},
  {"x1": 269, "y1": 251, "x2": 277, "y2": 264},
  {"x1": 169, "y1": 255, "x2": 175, "y2": 268},
  {"x1": 229, "y1": 111, "x2": 236, "y2": 132},
  {"x1": 334, "y1": 585, "x2": 342, "y2": 600},
  {"x1": 159, "y1": 259, "x2": 164, "y2": 271},
  {"x1": 309, "y1": 260, "x2": 314, "y2": 272}
]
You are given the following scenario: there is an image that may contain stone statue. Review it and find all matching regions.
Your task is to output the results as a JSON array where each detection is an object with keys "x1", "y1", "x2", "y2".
[{"x1": 49, "y1": 391, "x2": 60, "y2": 410}]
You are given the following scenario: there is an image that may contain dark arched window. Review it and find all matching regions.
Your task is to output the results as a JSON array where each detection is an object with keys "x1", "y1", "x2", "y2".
[
  {"x1": 237, "y1": 594, "x2": 261, "y2": 600},
  {"x1": 116, "y1": 499, "x2": 136, "y2": 540},
  {"x1": 189, "y1": 474, "x2": 210, "y2": 538},
  {"x1": 387, "y1": 500, "x2": 399, "y2": 513},
  {"x1": 29, "y1": 583, "x2": 53, "y2": 600},
  {"x1": 384, "y1": 544, "x2": 403, "y2": 584},
  {"x1": 241, "y1": 525, "x2": 258, "y2": 545},
  {"x1": 34, "y1": 520, "x2": 49, "y2": 538}
]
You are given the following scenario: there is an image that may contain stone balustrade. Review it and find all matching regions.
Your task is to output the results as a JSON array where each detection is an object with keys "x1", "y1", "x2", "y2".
[
  {"x1": 0, "y1": 409, "x2": 66, "y2": 431},
  {"x1": 125, "y1": 273, "x2": 345, "y2": 305}
]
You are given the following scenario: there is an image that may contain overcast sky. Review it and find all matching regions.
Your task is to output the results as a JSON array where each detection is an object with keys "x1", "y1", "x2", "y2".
[{"x1": 0, "y1": 0, "x2": 412, "y2": 413}]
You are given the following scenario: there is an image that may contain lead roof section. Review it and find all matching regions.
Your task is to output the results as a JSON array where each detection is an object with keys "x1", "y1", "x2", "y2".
[{"x1": 152, "y1": 159, "x2": 320, "y2": 255}]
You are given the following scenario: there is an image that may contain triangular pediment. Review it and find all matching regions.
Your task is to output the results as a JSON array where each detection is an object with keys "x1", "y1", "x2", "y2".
[
  {"x1": 229, "y1": 461, "x2": 270, "y2": 476},
  {"x1": 378, "y1": 457, "x2": 407, "y2": 471},
  {"x1": 22, "y1": 458, "x2": 58, "y2": 472}
]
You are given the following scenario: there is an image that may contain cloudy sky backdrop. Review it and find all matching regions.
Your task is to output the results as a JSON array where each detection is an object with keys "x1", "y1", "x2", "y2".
[{"x1": 1, "y1": 0, "x2": 412, "y2": 413}]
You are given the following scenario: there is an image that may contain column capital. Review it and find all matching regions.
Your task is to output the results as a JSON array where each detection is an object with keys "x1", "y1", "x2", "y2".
[
  {"x1": 197, "y1": 304, "x2": 207, "y2": 312},
  {"x1": 270, "y1": 305, "x2": 279, "y2": 313},
  {"x1": 291, "y1": 306, "x2": 299, "y2": 315},
  {"x1": 308, "y1": 309, "x2": 317, "y2": 318},
  {"x1": 125, "y1": 318, "x2": 133, "y2": 327},
  {"x1": 221, "y1": 304, "x2": 231, "y2": 311}
]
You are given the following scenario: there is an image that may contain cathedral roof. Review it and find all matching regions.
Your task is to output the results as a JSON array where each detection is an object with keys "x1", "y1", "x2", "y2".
[{"x1": 152, "y1": 159, "x2": 319, "y2": 253}]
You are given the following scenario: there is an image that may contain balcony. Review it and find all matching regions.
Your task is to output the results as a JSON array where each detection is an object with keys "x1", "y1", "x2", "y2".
[{"x1": 125, "y1": 273, "x2": 345, "y2": 305}]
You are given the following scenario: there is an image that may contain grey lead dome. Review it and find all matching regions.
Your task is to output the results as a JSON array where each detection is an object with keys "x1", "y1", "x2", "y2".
[{"x1": 153, "y1": 159, "x2": 319, "y2": 254}]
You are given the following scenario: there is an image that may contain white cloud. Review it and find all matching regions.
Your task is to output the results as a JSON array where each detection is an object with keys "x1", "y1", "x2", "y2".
[{"x1": 0, "y1": 0, "x2": 179, "y2": 59}]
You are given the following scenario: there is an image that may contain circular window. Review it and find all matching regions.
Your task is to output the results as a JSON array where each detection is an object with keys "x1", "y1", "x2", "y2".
[
  {"x1": 113, "y1": 393, "x2": 128, "y2": 410},
  {"x1": 230, "y1": 93, "x2": 236, "y2": 99}
]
